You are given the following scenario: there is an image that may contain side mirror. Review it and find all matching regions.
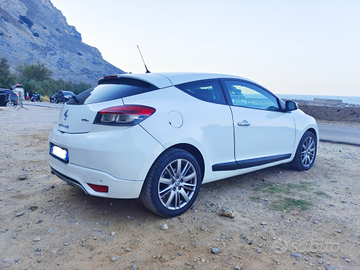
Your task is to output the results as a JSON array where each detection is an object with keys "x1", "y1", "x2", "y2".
[{"x1": 285, "y1": 100, "x2": 298, "y2": 111}]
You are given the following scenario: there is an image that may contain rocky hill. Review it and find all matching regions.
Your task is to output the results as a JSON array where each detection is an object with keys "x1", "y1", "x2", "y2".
[{"x1": 0, "y1": 0, "x2": 124, "y2": 85}]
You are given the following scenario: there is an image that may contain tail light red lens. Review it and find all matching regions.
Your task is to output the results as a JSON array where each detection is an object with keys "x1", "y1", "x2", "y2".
[
  {"x1": 88, "y1": 183, "x2": 109, "y2": 193},
  {"x1": 94, "y1": 105, "x2": 155, "y2": 126},
  {"x1": 102, "y1": 75, "x2": 118, "y2": 80}
]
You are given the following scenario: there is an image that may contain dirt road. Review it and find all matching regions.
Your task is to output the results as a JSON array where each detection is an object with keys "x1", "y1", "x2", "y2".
[{"x1": 1, "y1": 106, "x2": 359, "y2": 269}]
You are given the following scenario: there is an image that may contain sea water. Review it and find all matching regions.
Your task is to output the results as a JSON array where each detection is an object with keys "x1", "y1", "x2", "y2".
[{"x1": 277, "y1": 94, "x2": 360, "y2": 105}]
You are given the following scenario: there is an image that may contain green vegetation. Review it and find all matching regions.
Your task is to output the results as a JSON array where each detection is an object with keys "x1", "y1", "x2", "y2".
[
  {"x1": 16, "y1": 62, "x2": 52, "y2": 82},
  {"x1": 0, "y1": 57, "x2": 91, "y2": 98},
  {"x1": 270, "y1": 198, "x2": 313, "y2": 211},
  {"x1": 0, "y1": 58, "x2": 17, "y2": 88},
  {"x1": 19, "y1": 15, "x2": 33, "y2": 28},
  {"x1": 314, "y1": 191, "x2": 332, "y2": 198},
  {"x1": 250, "y1": 196, "x2": 262, "y2": 202},
  {"x1": 254, "y1": 182, "x2": 314, "y2": 195},
  {"x1": 253, "y1": 181, "x2": 331, "y2": 212}
]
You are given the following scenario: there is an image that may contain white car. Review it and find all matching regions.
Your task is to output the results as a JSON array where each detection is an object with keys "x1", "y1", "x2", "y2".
[{"x1": 49, "y1": 72, "x2": 318, "y2": 217}]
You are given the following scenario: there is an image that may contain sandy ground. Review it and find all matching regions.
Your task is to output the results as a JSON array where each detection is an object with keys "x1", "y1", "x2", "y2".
[{"x1": 0, "y1": 105, "x2": 359, "y2": 270}]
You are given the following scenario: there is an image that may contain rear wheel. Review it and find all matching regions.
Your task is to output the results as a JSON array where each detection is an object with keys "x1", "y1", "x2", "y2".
[
  {"x1": 140, "y1": 148, "x2": 202, "y2": 217},
  {"x1": 289, "y1": 131, "x2": 317, "y2": 171}
]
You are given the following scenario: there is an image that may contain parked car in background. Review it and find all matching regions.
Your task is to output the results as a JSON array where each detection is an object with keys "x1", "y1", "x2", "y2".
[
  {"x1": 49, "y1": 72, "x2": 319, "y2": 217},
  {"x1": 11, "y1": 84, "x2": 25, "y2": 100},
  {"x1": 0, "y1": 88, "x2": 18, "y2": 106},
  {"x1": 52, "y1": 90, "x2": 75, "y2": 103}
]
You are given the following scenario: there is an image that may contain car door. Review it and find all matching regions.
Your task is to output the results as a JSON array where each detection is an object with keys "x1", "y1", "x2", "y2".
[
  {"x1": 221, "y1": 79, "x2": 295, "y2": 169},
  {"x1": 173, "y1": 79, "x2": 236, "y2": 176}
]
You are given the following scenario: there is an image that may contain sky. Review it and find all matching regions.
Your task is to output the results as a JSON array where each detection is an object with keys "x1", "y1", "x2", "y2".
[{"x1": 50, "y1": 0, "x2": 360, "y2": 97}]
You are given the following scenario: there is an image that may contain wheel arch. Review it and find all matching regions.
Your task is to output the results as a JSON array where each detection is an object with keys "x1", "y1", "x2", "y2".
[
  {"x1": 289, "y1": 128, "x2": 318, "y2": 171},
  {"x1": 305, "y1": 126, "x2": 319, "y2": 147},
  {"x1": 167, "y1": 143, "x2": 205, "y2": 182},
  {"x1": 306, "y1": 127, "x2": 318, "y2": 138}
]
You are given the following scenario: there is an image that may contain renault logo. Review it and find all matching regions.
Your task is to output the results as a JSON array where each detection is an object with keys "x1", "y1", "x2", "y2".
[{"x1": 64, "y1": 109, "x2": 69, "y2": 121}]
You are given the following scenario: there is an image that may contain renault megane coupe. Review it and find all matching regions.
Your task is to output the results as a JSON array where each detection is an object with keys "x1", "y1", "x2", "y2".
[{"x1": 49, "y1": 72, "x2": 318, "y2": 217}]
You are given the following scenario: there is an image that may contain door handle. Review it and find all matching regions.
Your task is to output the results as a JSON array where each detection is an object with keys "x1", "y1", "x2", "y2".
[{"x1": 237, "y1": 120, "x2": 251, "y2": 127}]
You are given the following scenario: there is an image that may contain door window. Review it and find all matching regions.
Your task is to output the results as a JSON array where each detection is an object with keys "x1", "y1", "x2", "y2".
[{"x1": 223, "y1": 80, "x2": 279, "y2": 111}]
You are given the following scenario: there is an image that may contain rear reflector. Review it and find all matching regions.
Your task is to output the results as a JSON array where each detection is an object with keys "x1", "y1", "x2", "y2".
[
  {"x1": 94, "y1": 105, "x2": 155, "y2": 126},
  {"x1": 88, "y1": 184, "x2": 109, "y2": 193}
]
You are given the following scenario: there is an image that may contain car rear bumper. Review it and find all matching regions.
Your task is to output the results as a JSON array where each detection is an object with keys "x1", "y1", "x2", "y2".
[
  {"x1": 49, "y1": 123, "x2": 164, "y2": 181},
  {"x1": 49, "y1": 160, "x2": 144, "y2": 199},
  {"x1": 51, "y1": 167, "x2": 90, "y2": 194}
]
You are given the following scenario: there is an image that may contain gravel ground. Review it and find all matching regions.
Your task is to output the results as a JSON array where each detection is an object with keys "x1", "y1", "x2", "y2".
[{"x1": 0, "y1": 105, "x2": 359, "y2": 270}]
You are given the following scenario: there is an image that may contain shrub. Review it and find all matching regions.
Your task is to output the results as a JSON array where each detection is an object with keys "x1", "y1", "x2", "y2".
[
  {"x1": 1, "y1": 57, "x2": 92, "y2": 97},
  {"x1": 0, "y1": 58, "x2": 17, "y2": 88},
  {"x1": 19, "y1": 15, "x2": 33, "y2": 28},
  {"x1": 42, "y1": 95, "x2": 50, "y2": 102},
  {"x1": 1, "y1": 16, "x2": 9, "y2": 22}
]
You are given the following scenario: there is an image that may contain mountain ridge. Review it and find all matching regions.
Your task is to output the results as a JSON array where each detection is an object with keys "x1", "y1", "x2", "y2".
[{"x1": 0, "y1": 0, "x2": 124, "y2": 85}]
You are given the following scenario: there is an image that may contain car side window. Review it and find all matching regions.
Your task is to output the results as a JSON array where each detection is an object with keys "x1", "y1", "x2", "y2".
[
  {"x1": 223, "y1": 80, "x2": 280, "y2": 111},
  {"x1": 176, "y1": 80, "x2": 226, "y2": 105}
]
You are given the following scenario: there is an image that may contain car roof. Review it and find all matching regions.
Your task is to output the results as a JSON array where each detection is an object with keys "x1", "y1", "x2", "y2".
[{"x1": 98, "y1": 72, "x2": 257, "y2": 89}]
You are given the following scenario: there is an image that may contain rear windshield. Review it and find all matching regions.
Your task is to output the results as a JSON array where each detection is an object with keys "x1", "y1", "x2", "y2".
[{"x1": 67, "y1": 78, "x2": 158, "y2": 105}]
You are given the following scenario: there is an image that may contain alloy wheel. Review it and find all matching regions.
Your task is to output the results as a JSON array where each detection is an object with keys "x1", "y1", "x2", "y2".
[
  {"x1": 158, "y1": 158, "x2": 197, "y2": 210},
  {"x1": 301, "y1": 136, "x2": 316, "y2": 167}
]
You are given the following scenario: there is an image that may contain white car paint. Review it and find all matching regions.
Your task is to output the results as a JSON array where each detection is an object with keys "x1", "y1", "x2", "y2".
[{"x1": 49, "y1": 72, "x2": 318, "y2": 204}]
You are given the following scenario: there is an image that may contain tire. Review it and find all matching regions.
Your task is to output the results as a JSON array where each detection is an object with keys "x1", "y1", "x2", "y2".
[
  {"x1": 140, "y1": 148, "x2": 202, "y2": 217},
  {"x1": 289, "y1": 131, "x2": 317, "y2": 171}
]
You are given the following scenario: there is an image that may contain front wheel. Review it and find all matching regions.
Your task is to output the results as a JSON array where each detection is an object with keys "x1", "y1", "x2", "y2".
[
  {"x1": 289, "y1": 131, "x2": 317, "y2": 171},
  {"x1": 140, "y1": 148, "x2": 202, "y2": 217}
]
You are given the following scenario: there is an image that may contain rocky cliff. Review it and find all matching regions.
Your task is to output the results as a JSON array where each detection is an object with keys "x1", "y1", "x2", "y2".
[{"x1": 0, "y1": 0, "x2": 124, "y2": 85}]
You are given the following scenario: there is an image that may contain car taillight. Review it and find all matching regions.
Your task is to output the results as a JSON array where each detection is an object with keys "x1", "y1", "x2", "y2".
[
  {"x1": 88, "y1": 183, "x2": 109, "y2": 193},
  {"x1": 94, "y1": 105, "x2": 155, "y2": 126},
  {"x1": 103, "y1": 75, "x2": 118, "y2": 80}
]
